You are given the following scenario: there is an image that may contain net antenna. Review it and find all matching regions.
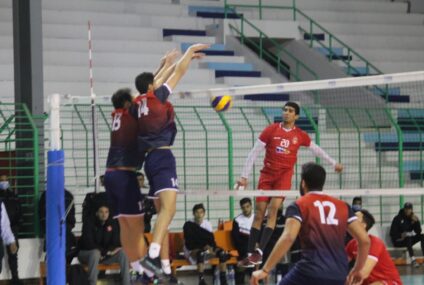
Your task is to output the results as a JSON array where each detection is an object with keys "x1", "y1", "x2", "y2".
[{"x1": 88, "y1": 21, "x2": 101, "y2": 193}]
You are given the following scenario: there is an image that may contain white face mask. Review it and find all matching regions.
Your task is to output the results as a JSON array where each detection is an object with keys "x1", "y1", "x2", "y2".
[{"x1": 0, "y1": 181, "x2": 9, "y2": 190}]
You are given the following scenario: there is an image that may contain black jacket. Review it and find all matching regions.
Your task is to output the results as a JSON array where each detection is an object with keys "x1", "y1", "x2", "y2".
[
  {"x1": 390, "y1": 209, "x2": 422, "y2": 243},
  {"x1": 79, "y1": 216, "x2": 121, "y2": 256},
  {"x1": 183, "y1": 221, "x2": 216, "y2": 250},
  {"x1": 0, "y1": 189, "x2": 21, "y2": 232}
]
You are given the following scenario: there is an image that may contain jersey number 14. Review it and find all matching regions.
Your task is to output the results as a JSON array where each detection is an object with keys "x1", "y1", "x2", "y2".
[{"x1": 313, "y1": 200, "x2": 339, "y2": 225}]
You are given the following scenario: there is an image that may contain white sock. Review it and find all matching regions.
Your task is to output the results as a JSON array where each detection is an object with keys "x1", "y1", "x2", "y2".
[
  {"x1": 149, "y1": 243, "x2": 161, "y2": 259},
  {"x1": 161, "y1": 259, "x2": 171, "y2": 275},
  {"x1": 130, "y1": 261, "x2": 144, "y2": 274}
]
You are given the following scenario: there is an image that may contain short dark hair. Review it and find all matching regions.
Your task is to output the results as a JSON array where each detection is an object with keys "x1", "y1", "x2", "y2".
[
  {"x1": 240, "y1": 197, "x2": 252, "y2": 207},
  {"x1": 111, "y1": 88, "x2": 132, "y2": 109},
  {"x1": 352, "y1": 196, "x2": 362, "y2": 204},
  {"x1": 192, "y1": 203, "x2": 205, "y2": 214},
  {"x1": 301, "y1": 162, "x2": 326, "y2": 191},
  {"x1": 360, "y1": 209, "x2": 375, "y2": 231},
  {"x1": 284, "y1": 101, "x2": 300, "y2": 115},
  {"x1": 135, "y1": 72, "x2": 154, "y2": 94},
  {"x1": 136, "y1": 172, "x2": 144, "y2": 178}
]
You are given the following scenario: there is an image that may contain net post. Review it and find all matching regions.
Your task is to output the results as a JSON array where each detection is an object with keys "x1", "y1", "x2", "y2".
[{"x1": 46, "y1": 93, "x2": 65, "y2": 285}]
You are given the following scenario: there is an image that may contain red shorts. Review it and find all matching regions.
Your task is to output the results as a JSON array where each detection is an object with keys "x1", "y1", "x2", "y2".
[
  {"x1": 364, "y1": 281, "x2": 400, "y2": 285},
  {"x1": 256, "y1": 168, "x2": 293, "y2": 203}
]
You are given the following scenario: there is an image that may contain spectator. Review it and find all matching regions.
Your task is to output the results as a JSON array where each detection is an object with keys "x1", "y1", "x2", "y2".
[
  {"x1": 78, "y1": 204, "x2": 130, "y2": 285},
  {"x1": 0, "y1": 175, "x2": 21, "y2": 284},
  {"x1": 183, "y1": 203, "x2": 230, "y2": 285},
  {"x1": 352, "y1": 197, "x2": 362, "y2": 212},
  {"x1": 231, "y1": 198, "x2": 254, "y2": 285},
  {"x1": 390, "y1": 202, "x2": 424, "y2": 267}
]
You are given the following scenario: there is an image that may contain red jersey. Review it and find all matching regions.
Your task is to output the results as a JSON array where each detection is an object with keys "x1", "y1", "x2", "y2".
[
  {"x1": 259, "y1": 123, "x2": 311, "y2": 171},
  {"x1": 132, "y1": 84, "x2": 176, "y2": 152},
  {"x1": 106, "y1": 108, "x2": 138, "y2": 168},
  {"x1": 346, "y1": 235, "x2": 402, "y2": 285},
  {"x1": 286, "y1": 191, "x2": 357, "y2": 280}
]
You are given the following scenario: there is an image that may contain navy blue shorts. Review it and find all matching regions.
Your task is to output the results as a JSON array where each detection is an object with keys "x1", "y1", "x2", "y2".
[
  {"x1": 279, "y1": 268, "x2": 345, "y2": 285},
  {"x1": 104, "y1": 170, "x2": 144, "y2": 218},
  {"x1": 144, "y1": 149, "x2": 179, "y2": 198}
]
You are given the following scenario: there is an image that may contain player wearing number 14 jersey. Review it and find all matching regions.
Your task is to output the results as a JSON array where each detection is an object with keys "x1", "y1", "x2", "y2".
[{"x1": 251, "y1": 162, "x2": 371, "y2": 285}]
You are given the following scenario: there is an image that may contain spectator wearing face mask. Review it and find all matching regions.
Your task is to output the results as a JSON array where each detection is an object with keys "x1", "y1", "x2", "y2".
[
  {"x1": 0, "y1": 175, "x2": 22, "y2": 285},
  {"x1": 352, "y1": 197, "x2": 362, "y2": 213}
]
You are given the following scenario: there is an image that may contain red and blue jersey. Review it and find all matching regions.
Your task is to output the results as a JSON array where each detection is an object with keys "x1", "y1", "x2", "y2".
[
  {"x1": 132, "y1": 84, "x2": 176, "y2": 152},
  {"x1": 285, "y1": 191, "x2": 357, "y2": 280},
  {"x1": 106, "y1": 108, "x2": 138, "y2": 168}
]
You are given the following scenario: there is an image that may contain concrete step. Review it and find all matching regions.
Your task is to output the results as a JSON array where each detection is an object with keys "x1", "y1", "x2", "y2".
[
  {"x1": 299, "y1": 21, "x2": 424, "y2": 37},
  {"x1": 41, "y1": 0, "x2": 187, "y2": 17},
  {"x1": 337, "y1": 34, "x2": 424, "y2": 50},
  {"x1": 216, "y1": 76, "x2": 271, "y2": 85},
  {"x1": 165, "y1": 35, "x2": 217, "y2": 44}
]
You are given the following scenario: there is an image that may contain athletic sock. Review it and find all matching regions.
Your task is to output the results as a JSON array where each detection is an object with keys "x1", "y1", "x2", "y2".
[
  {"x1": 131, "y1": 261, "x2": 144, "y2": 274},
  {"x1": 149, "y1": 243, "x2": 161, "y2": 259},
  {"x1": 161, "y1": 259, "x2": 172, "y2": 275},
  {"x1": 247, "y1": 227, "x2": 261, "y2": 253},
  {"x1": 258, "y1": 227, "x2": 274, "y2": 252}
]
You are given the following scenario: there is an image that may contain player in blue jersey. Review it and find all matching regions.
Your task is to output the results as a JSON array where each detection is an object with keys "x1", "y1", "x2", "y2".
[
  {"x1": 103, "y1": 88, "x2": 147, "y2": 278},
  {"x1": 250, "y1": 162, "x2": 370, "y2": 285},
  {"x1": 134, "y1": 43, "x2": 210, "y2": 279}
]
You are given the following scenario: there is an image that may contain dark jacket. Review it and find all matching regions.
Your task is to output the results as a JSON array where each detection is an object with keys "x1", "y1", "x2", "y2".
[
  {"x1": 390, "y1": 209, "x2": 422, "y2": 243},
  {"x1": 183, "y1": 221, "x2": 216, "y2": 250},
  {"x1": 0, "y1": 188, "x2": 21, "y2": 232},
  {"x1": 79, "y1": 216, "x2": 121, "y2": 256},
  {"x1": 231, "y1": 216, "x2": 250, "y2": 259}
]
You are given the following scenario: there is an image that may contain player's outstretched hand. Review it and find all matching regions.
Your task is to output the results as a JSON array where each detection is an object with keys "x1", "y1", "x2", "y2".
[
  {"x1": 335, "y1": 163, "x2": 343, "y2": 173},
  {"x1": 188, "y1": 43, "x2": 211, "y2": 53},
  {"x1": 164, "y1": 48, "x2": 180, "y2": 65},
  {"x1": 346, "y1": 268, "x2": 365, "y2": 285},
  {"x1": 234, "y1": 177, "x2": 248, "y2": 190},
  {"x1": 250, "y1": 269, "x2": 268, "y2": 285}
]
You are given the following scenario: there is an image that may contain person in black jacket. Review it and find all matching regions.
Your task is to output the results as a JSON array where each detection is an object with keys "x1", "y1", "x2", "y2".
[
  {"x1": 0, "y1": 175, "x2": 22, "y2": 285},
  {"x1": 231, "y1": 198, "x2": 253, "y2": 285},
  {"x1": 78, "y1": 204, "x2": 129, "y2": 285},
  {"x1": 390, "y1": 202, "x2": 424, "y2": 267},
  {"x1": 183, "y1": 203, "x2": 230, "y2": 285}
]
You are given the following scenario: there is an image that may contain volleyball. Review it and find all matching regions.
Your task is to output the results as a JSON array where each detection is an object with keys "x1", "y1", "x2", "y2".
[{"x1": 210, "y1": 95, "x2": 233, "y2": 112}]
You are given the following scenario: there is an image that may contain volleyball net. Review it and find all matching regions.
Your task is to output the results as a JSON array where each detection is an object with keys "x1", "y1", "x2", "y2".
[{"x1": 46, "y1": 70, "x2": 424, "y2": 235}]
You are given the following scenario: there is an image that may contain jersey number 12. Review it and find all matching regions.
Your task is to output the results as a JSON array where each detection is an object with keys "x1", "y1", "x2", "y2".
[{"x1": 313, "y1": 200, "x2": 339, "y2": 225}]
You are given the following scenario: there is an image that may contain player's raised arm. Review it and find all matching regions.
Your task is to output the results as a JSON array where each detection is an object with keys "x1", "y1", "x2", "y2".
[
  {"x1": 308, "y1": 141, "x2": 343, "y2": 173},
  {"x1": 235, "y1": 139, "x2": 266, "y2": 190},
  {"x1": 154, "y1": 49, "x2": 180, "y2": 88},
  {"x1": 165, "y1": 43, "x2": 210, "y2": 90},
  {"x1": 346, "y1": 220, "x2": 370, "y2": 285}
]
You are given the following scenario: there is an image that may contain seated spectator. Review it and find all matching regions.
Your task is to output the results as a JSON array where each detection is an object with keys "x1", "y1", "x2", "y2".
[
  {"x1": 352, "y1": 196, "x2": 362, "y2": 212},
  {"x1": 183, "y1": 203, "x2": 230, "y2": 285},
  {"x1": 231, "y1": 197, "x2": 253, "y2": 285},
  {"x1": 0, "y1": 196, "x2": 18, "y2": 282},
  {"x1": 0, "y1": 175, "x2": 22, "y2": 285},
  {"x1": 346, "y1": 209, "x2": 401, "y2": 284},
  {"x1": 390, "y1": 202, "x2": 424, "y2": 267},
  {"x1": 78, "y1": 204, "x2": 129, "y2": 285}
]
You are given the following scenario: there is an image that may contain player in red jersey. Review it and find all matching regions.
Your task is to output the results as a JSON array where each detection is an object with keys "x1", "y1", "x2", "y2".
[
  {"x1": 236, "y1": 101, "x2": 344, "y2": 266},
  {"x1": 250, "y1": 162, "x2": 370, "y2": 285},
  {"x1": 103, "y1": 88, "x2": 147, "y2": 277},
  {"x1": 346, "y1": 209, "x2": 402, "y2": 285},
  {"x1": 134, "y1": 43, "x2": 210, "y2": 280}
]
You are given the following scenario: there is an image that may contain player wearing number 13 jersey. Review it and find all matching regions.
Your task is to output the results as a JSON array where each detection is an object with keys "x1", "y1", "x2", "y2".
[{"x1": 250, "y1": 163, "x2": 371, "y2": 285}]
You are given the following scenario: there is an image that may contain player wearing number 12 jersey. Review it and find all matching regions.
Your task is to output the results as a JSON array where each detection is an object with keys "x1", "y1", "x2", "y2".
[{"x1": 251, "y1": 162, "x2": 370, "y2": 285}]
